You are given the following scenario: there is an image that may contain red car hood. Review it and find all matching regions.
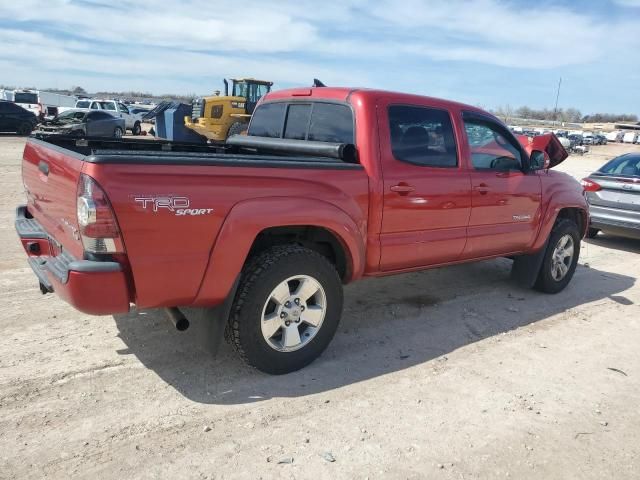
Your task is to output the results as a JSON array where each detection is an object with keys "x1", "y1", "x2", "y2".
[{"x1": 516, "y1": 133, "x2": 568, "y2": 169}]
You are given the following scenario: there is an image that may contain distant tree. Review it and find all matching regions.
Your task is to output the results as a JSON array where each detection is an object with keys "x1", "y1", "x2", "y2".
[{"x1": 71, "y1": 86, "x2": 87, "y2": 95}]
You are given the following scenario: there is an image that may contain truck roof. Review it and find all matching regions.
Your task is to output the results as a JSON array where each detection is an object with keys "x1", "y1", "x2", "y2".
[{"x1": 263, "y1": 87, "x2": 493, "y2": 118}]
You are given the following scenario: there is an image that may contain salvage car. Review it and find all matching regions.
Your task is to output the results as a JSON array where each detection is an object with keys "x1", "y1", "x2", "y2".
[
  {"x1": 0, "y1": 100, "x2": 37, "y2": 135},
  {"x1": 583, "y1": 153, "x2": 640, "y2": 239},
  {"x1": 15, "y1": 86, "x2": 587, "y2": 374},
  {"x1": 37, "y1": 109, "x2": 125, "y2": 138}
]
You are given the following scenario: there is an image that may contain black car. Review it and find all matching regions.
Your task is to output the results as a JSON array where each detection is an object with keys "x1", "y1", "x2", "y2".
[
  {"x1": 37, "y1": 110, "x2": 125, "y2": 138},
  {"x1": 0, "y1": 100, "x2": 37, "y2": 135}
]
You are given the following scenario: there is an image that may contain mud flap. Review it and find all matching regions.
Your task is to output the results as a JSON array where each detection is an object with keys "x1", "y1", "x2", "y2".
[
  {"x1": 510, "y1": 239, "x2": 549, "y2": 288},
  {"x1": 178, "y1": 276, "x2": 240, "y2": 357}
]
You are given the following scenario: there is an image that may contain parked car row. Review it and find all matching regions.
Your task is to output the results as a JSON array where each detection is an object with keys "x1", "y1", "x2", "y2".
[{"x1": 0, "y1": 97, "x2": 151, "y2": 137}]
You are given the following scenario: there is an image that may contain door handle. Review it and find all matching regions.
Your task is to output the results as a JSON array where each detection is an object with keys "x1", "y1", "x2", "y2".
[
  {"x1": 474, "y1": 183, "x2": 489, "y2": 195},
  {"x1": 390, "y1": 183, "x2": 415, "y2": 194}
]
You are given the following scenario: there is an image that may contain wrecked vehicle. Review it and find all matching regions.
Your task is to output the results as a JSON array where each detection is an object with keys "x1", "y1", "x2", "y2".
[{"x1": 36, "y1": 109, "x2": 125, "y2": 138}]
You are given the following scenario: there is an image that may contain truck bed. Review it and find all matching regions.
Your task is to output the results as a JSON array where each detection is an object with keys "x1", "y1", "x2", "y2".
[
  {"x1": 20, "y1": 135, "x2": 369, "y2": 312},
  {"x1": 35, "y1": 135, "x2": 362, "y2": 170}
]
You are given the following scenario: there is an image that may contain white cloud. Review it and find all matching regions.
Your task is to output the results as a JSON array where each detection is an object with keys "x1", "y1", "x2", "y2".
[{"x1": 0, "y1": 0, "x2": 638, "y2": 97}]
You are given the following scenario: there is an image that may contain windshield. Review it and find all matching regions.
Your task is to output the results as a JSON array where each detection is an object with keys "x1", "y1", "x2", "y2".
[
  {"x1": 14, "y1": 92, "x2": 38, "y2": 104},
  {"x1": 76, "y1": 100, "x2": 91, "y2": 108},
  {"x1": 56, "y1": 110, "x2": 86, "y2": 122},
  {"x1": 232, "y1": 81, "x2": 248, "y2": 98}
]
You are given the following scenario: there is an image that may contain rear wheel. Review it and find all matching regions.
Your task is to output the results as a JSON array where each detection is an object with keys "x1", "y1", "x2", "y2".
[
  {"x1": 17, "y1": 122, "x2": 33, "y2": 136},
  {"x1": 227, "y1": 121, "x2": 246, "y2": 139},
  {"x1": 228, "y1": 245, "x2": 343, "y2": 374},
  {"x1": 534, "y1": 218, "x2": 580, "y2": 293},
  {"x1": 132, "y1": 122, "x2": 142, "y2": 136},
  {"x1": 113, "y1": 127, "x2": 123, "y2": 139}
]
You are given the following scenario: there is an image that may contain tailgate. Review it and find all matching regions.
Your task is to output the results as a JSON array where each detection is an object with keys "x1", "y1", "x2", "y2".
[{"x1": 22, "y1": 138, "x2": 84, "y2": 259}]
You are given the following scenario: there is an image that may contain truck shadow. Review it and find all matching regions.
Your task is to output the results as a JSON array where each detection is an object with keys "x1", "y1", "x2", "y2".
[
  {"x1": 585, "y1": 234, "x2": 640, "y2": 254},
  {"x1": 113, "y1": 259, "x2": 634, "y2": 405}
]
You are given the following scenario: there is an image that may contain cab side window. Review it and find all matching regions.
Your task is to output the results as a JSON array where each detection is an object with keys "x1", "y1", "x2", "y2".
[
  {"x1": 388, "y1": 105, "x2": 458, "y2": 167},
  {"x1": 463, "y1": 116, "x2": 522, "y2": 170}
]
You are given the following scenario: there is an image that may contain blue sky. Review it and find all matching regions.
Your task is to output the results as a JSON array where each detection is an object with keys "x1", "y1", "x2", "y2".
[{"x1": 0, "y1": 0, "x2": 639, "y2": 115}]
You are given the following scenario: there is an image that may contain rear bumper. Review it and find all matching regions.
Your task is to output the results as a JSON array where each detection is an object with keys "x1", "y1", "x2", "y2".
[
  {"x1": 15, "y1": 205, "x2": 131, "y2": 315},
  {"x1": 589, "y1": 204, "x2": 640, "y2": 239}
]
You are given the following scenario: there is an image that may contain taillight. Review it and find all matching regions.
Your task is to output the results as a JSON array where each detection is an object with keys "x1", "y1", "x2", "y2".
[
  {"x1": 581, "y1": 178, "x2": 602, "y2": 192},
  {"x1": 77, "y1": 174, "x2": 125, "y2": 253}
]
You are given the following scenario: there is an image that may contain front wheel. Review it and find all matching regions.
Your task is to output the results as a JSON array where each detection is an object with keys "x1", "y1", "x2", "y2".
[
  {"x1": 228, "y1": 245, "x2": 343, "y2": 374},
  {"x1": 113, "y1": 127, "x2": 123, "y2": 139},
  {"x1": 534, "y1": 218, "x2": 580, "y2": 294}
]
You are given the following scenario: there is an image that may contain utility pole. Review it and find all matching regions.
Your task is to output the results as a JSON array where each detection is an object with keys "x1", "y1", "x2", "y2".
[{"x1": 553, "y1": 77, "x2": 562, "y2": 126}]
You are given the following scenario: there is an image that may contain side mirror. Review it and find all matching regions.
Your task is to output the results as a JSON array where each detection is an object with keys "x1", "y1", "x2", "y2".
[{"x1": 530, "y1": 150, "x2": 549, "y2": 170}]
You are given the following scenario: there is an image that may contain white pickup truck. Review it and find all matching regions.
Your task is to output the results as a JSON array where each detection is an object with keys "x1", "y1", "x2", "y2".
[{"x1": 73, "y1": 99, "x2": 142, "y2": 135}]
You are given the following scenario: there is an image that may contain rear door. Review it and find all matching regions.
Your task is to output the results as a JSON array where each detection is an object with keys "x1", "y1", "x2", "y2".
[
  {"x1": 461, "y1": 112, "x2": 542, "y2": 258},
  {"x1": 85, "y1": 111, "x2": 108, "y2": 136},
  {"x1": 378, "y1": 100, "x2": 471, "y2": 270}
]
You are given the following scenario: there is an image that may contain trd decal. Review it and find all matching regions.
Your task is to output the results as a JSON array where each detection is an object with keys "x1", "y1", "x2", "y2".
[{"x1": 134, "y1": 196, "x2": 214, "y2": 216}]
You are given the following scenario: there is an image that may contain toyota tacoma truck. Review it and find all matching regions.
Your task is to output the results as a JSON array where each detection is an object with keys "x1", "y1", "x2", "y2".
[{"x1": 15, "y1": 86, "x2": 587, "y2": 374}]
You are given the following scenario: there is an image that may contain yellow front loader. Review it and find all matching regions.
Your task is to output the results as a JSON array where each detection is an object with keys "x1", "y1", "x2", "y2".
[{"x1": 184, "y1": 78, "x2": 273, "y2": 142}]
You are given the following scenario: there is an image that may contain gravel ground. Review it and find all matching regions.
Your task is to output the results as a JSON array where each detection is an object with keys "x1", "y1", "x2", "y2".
[{"x1": 1, "y1": 136, "x2": 639, "y2": 479}]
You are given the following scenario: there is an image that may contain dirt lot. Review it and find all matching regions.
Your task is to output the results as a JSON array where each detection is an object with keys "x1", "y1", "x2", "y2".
[{"x1": 1, "y1": 136, "x2": 639, "y2": 479}]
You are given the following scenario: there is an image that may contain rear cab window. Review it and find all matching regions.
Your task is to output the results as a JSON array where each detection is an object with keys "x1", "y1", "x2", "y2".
[
  {"x1": 99, "y1": 101, "x2": 117, "y2": 111},
  {"x1": 249, "y1": 101, "x2": 354, "y2": 145}
]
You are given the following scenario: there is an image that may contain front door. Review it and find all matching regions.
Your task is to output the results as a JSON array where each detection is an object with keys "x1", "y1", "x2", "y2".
[
  {"x1": 379, "y1": 101, "x2": 471, "y2": 271},
  {"x1": 461, "y1": 113, "x2": 542, "y2": 258}
]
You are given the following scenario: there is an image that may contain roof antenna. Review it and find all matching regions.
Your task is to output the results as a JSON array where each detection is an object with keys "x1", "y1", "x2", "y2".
[{"x1": 313, "y1": 78, "x2": 326, "y2": 87}]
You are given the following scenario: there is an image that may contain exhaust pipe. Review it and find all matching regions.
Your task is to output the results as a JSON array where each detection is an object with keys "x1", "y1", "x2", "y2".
[{"x1": 165, "y1": 307, "x2": 189, "y2": 331}]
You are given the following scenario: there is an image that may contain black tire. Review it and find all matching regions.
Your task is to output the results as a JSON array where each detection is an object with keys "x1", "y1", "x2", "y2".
[
  {"x1": 586, "y1": 227, "x2": 600, "y2": 239},
  {"x1": 71, "y1": 130, "x2": 85, "y2": 138},
  {"x1": 227, "y1": 121, "x2": 246, "y2": 139},
  {"x1": 534, "y1": 218, "x2": 581, "y2": 294},
  {"x1": 228, "y1": 245, "x2": 343, "y2": 374},
  {"x1": 132, "y1": 122, "x2": 142, "y2": 136},
  {"x1": 113, "y1": 127, "x2": 123, "y2": 139},
  {"x1": 17, "y1": 122, "x2": 33, "y2": 136}
]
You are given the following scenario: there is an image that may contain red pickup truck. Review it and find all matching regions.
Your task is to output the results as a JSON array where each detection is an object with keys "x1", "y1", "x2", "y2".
[{"x1": 16, "y1": 86, "x2": 587, "y2": 374}]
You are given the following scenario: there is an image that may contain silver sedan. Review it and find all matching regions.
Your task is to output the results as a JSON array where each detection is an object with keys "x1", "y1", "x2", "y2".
[{"x1": 582, "y1": 153, "x2": 640, "y2": 239}]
